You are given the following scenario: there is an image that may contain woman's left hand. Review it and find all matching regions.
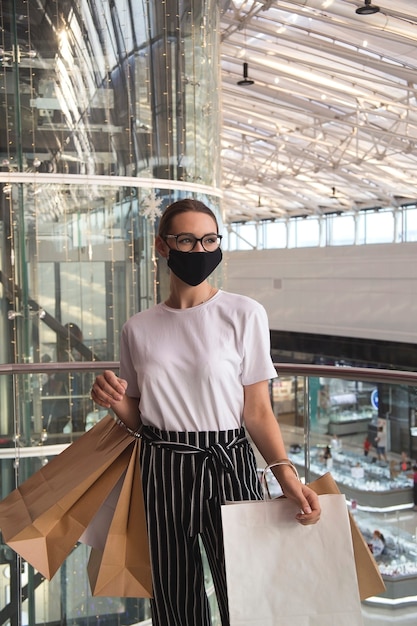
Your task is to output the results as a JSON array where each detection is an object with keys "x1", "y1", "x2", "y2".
[{"x1": 279, "y1": 473, "x2": 321, "y2": 525}]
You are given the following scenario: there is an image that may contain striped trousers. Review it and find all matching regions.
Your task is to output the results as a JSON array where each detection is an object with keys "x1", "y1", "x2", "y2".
[{"x1": 140, "y1": 426, "x2": 263, "y2": 626}]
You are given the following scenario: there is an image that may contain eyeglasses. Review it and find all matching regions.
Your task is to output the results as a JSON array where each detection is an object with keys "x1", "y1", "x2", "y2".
[{"x1": 165, "y1": 232, "x2": 222, "y2": 252}]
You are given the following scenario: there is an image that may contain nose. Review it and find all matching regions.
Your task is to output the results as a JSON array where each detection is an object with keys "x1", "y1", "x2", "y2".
[{"x1": 193, "y1": 239, "x2": 205, "y2": 252}]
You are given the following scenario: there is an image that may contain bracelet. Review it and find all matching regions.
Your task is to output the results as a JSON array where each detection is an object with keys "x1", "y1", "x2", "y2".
[
  {"x1": 262, "y1": 459, "x2": 300, "y2": 500},
  {"x1": 113, "y1": 415, "x2": 142, "y2": 439},
  {"x1": 264, "y1": 459, "x2": 300, "y2": 481}
]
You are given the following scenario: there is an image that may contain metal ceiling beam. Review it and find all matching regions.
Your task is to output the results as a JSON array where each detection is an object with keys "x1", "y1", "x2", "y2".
[{"x1": 220, "y1": 0, "x2": 417, "y2": 222}]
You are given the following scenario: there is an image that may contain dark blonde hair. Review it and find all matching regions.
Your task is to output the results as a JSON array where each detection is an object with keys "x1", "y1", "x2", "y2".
[{"x1": 158, "y1": 199, "x2": 219, "y2": 239}]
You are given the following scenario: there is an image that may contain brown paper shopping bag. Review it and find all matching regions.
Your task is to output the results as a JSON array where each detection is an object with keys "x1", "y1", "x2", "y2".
[
  {"x1": 308, "y1": 472, "x2": 386, "y2": 601},
  {"x1": 221, "y1": 493, "x2": 363, "y2": 626},
  {"x1": 0, "y1": 416, "x2": 136, "y2": 579},
  {"x1": 87, "y1": 438, "x2": 153, "y2": 598},
  {"x1": 79, "y1": 474, "x2": 125, "y2": 552}
]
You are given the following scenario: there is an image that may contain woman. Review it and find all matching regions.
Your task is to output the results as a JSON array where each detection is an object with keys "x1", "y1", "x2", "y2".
[
  {"x1": 370, "y1": 530, "x2": 385, "y2": 557},
  {"x1": 323, "y1": 445, "x2": 333, "y2": 470},
  {"x1": 374, "y1": 425, "x2": 387, "y2": 462},
  {"x1": 91, "y1": 198, "x2": 320, "y2": 626}
]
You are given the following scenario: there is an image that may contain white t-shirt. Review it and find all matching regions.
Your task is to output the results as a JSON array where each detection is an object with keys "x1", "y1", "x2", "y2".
[{"x1": 119, "y1": 290, "x2": 277, "y2": 431}]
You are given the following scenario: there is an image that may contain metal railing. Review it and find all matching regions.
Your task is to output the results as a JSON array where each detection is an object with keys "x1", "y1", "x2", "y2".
[
  {"x1": 1, "y1": 359, "x2": 415, "y2": 382},
  {"x1": 0, "y1": 360, "x2": 417, "y2": 622},
  {"x1": 1, "y1": 360, "x2": 416, "y2": 472}
]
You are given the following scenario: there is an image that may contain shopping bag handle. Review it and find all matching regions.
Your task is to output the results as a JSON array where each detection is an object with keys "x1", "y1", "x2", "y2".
[{"x1": 261, "y1": 460, "x2": 300, "y2": 500}]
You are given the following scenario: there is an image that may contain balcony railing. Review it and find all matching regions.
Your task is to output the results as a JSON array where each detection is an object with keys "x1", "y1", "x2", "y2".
[{"x1": 0, "y1": 361, "x2": 416, "y2": 624}]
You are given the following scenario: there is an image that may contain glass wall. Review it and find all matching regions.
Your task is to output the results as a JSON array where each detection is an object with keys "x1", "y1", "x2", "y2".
[
  {"x1": 271, "y1": 367, "x2": 417, "y2": 612},
  {"x1": 0, "y1": 0, "x2": 223, "y2": 439},
  {"x1": 2, "y1": 364, "x2": 417, "y2": 624},
  {"x1": 225, "y1": 203, "x2": 417, "y2": 251},
  {"x1": 0, "y1": 2, "x2": 222, "y2": 622}
]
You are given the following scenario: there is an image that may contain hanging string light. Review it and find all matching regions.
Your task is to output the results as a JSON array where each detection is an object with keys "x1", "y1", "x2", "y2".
[{"x1": 140, "y1": 190, "x2": 163, "y2": 305}]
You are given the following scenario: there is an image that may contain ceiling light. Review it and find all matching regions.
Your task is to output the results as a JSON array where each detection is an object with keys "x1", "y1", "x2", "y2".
[
  {"x1": 355, "y1": 0, "x2": 380, "y2": 15},
  {"x1": 237, "y1": 62, "x2": 254, "y2": 86}
]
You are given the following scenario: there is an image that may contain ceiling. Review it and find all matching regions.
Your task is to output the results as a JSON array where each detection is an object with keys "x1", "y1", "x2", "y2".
[{"x1": 219, "y1": 0, "x2": 417, "y2": 222}]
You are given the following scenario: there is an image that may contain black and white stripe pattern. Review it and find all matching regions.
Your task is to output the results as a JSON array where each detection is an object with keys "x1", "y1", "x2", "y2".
[{"x1": 140, "y1": 426, "x2": 262, "y2": 626}]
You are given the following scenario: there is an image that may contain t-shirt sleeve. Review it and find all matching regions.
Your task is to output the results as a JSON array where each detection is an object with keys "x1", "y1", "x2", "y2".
[
  {"x1": 241, "y1": 302, "x2": 277, "y2": 386},
  {"x1": 119, "y1": 323, "x2": 140, "y2": 397}
]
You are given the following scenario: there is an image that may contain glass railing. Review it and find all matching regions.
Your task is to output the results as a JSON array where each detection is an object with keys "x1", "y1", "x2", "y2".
[
  {"x1": 272, "y1": 363, "x2": 417, "y2": 615},
  {"x1": 1, "y1": 362, "x2": 417, "y2": 624}
]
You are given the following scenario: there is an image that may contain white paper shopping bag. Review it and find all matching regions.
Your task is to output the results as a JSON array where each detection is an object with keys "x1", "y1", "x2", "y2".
[{"x1": 221, "y1": 494, "x2": 363, "y2": 626}]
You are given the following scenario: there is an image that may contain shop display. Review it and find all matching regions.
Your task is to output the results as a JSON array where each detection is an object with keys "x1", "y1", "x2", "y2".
[
  {"x1": 354, "y1": 513, "x2": 417, "y2": 580},
  {"x1": 354, "y1": 510, "x2": 417, "y2": 607},
  {"x1": 289, "y1": 446, "x2": 413, "y2": 507},
  {"x1": 327, "y1": 409, "x2": 375, "y2": 435}
]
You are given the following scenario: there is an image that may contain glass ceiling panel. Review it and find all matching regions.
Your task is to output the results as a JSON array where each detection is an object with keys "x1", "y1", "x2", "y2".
[{"x1": 220, "y1": 0, "x2": 417, "y2": 222}]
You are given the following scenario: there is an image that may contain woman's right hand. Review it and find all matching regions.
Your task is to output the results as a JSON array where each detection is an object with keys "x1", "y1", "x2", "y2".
[{"x1": 91, "y1": 369, "x2": 128, "y2": 409}]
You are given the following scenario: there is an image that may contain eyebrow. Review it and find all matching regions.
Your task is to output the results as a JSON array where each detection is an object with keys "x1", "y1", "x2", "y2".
[{"x1": 169, "y1": 231, "x2": 218, "y2": 236}]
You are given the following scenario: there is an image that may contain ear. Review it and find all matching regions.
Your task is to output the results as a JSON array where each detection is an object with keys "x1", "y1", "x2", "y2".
[{"x1": 155, "y1": 235, "x2": 169, "y2": 258}]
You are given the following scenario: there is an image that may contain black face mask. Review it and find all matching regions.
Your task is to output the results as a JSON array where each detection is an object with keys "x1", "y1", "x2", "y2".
[{"x1": 167, "y1": 247, "x2": 222, "y2": 286}]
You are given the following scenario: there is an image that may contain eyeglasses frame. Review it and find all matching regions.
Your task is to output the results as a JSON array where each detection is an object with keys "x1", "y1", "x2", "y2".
[{"x1": 164, "y1": 232, "x2": 222, "y2": 252}]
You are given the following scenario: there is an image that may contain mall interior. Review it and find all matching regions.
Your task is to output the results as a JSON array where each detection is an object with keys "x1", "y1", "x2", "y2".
[{"x1": 1, "y1": 1, "x2": 417, "y2": 625}]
